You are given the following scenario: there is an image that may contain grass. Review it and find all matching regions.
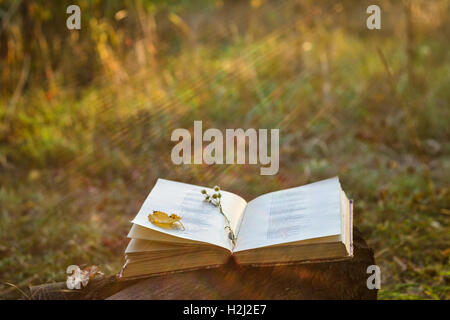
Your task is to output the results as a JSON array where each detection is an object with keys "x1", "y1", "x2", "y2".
[{"x1": 0, "y1": 0, "x2": 449, "y2": 299}]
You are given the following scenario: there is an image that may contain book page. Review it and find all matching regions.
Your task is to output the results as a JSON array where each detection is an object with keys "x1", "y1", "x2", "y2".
[
  {"x1": 233, "y1": 177, "x2": 342, "y2": 252},
  {"x1": 131, "y1": 179, "x2": 247, "y2": 251}
]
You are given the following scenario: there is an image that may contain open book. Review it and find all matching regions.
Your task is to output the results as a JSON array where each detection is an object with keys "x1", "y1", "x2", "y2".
[{"x1": 119, "y1": 177, "x2": 353, "y2": 279}]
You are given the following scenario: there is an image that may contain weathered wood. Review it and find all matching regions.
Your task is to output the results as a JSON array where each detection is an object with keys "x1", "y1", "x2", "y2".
[
  {"x1": 30, "y1": 227, "x2": 376, "y2": 300},
  {"x1": 29, "y1": 275, "x2": 139, "y2": 300}
]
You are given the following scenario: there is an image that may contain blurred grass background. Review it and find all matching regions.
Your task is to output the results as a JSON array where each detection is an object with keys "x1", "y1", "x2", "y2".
[{"x1": 0, "y1": 0, "x2": 449, "y2": 299}]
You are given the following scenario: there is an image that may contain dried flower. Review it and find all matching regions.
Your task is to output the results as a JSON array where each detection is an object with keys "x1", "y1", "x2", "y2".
[{"x1": 201, "y1": 186, "x2": 236, "y2": 245}]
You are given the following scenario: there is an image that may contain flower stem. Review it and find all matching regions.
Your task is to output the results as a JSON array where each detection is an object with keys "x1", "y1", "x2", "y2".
[
  {"x1": 218, "y1": 203, "x2": 236, "y2": 245},
  {"x1": 202, "y1": 188, "x2": 236, "y2": 246}
]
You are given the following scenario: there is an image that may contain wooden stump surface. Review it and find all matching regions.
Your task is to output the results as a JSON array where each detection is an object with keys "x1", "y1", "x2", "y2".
[{"x1": 29, "y1": 227, "x2": 377, "y2": 300}]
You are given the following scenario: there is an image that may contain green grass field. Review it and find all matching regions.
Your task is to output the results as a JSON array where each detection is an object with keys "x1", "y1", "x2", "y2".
[{"x1": 0, "y1": 0, "x2": 449, "y2": 299}]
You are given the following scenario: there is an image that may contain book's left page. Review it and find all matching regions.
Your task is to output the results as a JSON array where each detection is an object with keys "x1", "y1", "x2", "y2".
[{"x1": 131, "y1": 179, "x2": 247, "y2": 251}]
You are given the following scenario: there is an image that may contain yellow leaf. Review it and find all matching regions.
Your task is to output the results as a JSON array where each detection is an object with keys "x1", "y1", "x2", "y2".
[{"x1": 148, "y1": 211, "x2": 185, "y2": 230}]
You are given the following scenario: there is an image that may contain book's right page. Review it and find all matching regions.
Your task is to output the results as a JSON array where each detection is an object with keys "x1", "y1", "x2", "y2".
[{"x1": 233, "y1": 177, "x2": 342, "y2": 252}]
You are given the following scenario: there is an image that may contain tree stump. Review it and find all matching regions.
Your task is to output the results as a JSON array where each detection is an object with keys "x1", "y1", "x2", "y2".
[{"x1": 29, "y1": 227, "x2": 377, "y2": 300}]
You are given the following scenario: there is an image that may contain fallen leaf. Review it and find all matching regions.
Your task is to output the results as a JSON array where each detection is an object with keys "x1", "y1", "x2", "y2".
[{"x1": 148, "y1": 211, "x2": 185, "y2": 230}]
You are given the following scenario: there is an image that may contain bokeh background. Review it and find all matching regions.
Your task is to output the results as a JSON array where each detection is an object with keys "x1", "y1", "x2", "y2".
[{"x1": 0, "y1": 0, "x2": 449, "y2": 299}]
